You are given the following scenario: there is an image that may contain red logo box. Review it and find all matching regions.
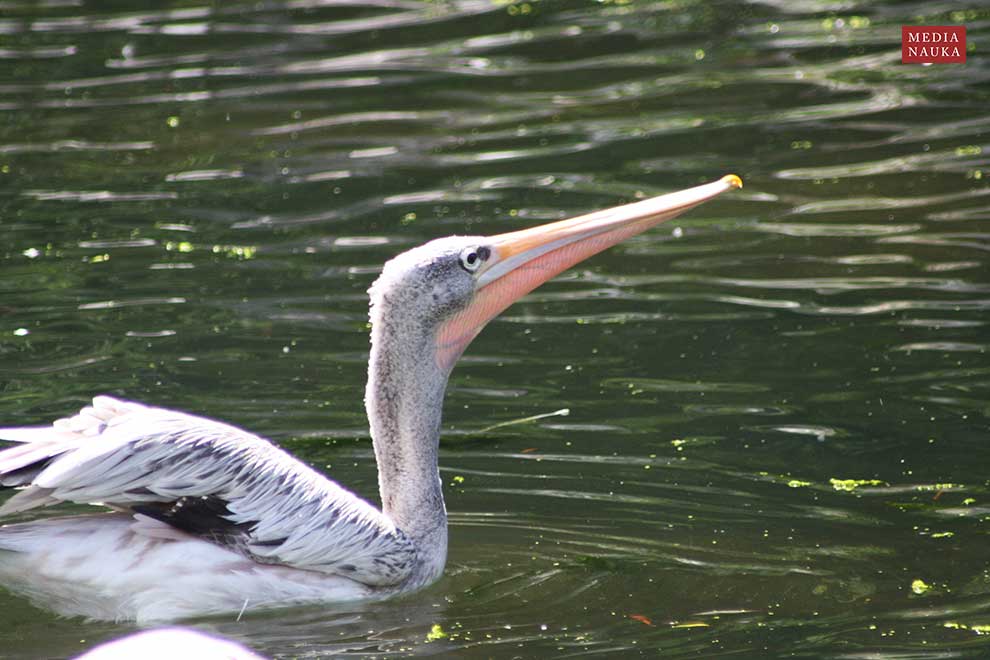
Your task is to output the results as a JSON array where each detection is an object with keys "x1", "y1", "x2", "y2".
[{"x1": 902, "y1": 26, "x2": 966, "y2": 63}]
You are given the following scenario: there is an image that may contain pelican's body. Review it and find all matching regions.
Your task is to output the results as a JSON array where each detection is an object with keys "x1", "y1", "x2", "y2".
[
  {"x1": 0, "y1": 399, "x2": 415, "y2": 621},
  {"x1": 0, "y1": 176, "x2": 740, "y2": 622}
]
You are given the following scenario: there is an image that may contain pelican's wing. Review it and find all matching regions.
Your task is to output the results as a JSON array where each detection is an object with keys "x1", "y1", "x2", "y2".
[{"x1": 0, "y1": 397, "x2": 416, "y2": 586}]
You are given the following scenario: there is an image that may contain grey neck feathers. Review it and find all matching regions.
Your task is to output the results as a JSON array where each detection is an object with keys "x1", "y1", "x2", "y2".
[{"x1": 365, "y1": 293, "x2": 450, "y2": 566}]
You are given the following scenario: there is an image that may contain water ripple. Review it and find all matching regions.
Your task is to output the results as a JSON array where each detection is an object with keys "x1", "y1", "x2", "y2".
[{"x1": 2, "y1": 0, "x2": 990, "y2": 657}]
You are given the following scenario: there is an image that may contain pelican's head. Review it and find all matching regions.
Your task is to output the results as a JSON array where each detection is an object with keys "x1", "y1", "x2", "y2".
[{"x1": 369, "y1": 174, "x2": 742, "y2": 372}]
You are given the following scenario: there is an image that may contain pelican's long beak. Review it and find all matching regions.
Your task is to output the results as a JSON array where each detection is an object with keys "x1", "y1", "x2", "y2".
[{"x1": 436, "y1": 174, "x2": 742, "y2": 369}]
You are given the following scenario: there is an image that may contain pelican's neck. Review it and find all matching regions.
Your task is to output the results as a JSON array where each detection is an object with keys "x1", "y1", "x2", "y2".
[{"x1": 365, "y1": 302, "x2": 450, "y2": 567}]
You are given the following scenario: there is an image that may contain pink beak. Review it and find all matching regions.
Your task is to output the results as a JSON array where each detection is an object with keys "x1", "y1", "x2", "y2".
[{"x1": 437, "y1": 174, "x2": 743, "y2": 369}]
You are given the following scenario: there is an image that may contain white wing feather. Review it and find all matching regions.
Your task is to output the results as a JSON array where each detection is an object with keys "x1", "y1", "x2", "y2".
[{"x1": 0, "y1": 397, "x2": 416, "y2": 587}]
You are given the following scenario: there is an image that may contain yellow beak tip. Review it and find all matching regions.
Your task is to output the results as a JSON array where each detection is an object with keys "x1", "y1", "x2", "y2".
[{"x1": 722, "y1": 174, "x2": 743, "y2": 189}]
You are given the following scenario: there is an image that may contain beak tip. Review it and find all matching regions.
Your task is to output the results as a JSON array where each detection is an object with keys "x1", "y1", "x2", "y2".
[{"x1": 722, "y1": 174, "x2": 743, "y2": 190}]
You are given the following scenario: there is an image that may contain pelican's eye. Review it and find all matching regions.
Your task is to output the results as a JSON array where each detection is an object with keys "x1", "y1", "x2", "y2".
[{"x1": 458, "y1": 246, "x2": 490, "y2": 273}]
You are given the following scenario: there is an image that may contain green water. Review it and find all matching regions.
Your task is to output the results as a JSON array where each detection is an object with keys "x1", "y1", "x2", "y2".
[{"x1": 1, "y1": 0, "x2": 989, "y2": 657}]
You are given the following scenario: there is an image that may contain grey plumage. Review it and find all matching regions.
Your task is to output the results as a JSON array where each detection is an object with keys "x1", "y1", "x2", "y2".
[
  {"x1": 0, "y1": 396, "x2": 417, "y2": 587},
  {"x1": 0, "y1": 237, "x2": 488, "y2": 618}
]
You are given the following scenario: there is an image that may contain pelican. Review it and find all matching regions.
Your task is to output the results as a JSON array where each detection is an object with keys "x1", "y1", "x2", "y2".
[
  {"x1": 0, "y1": 175, "x2": 741, "y2": 622},
  {"x1": 77, "y1": 628, "x2": 265, "y2": 660}
]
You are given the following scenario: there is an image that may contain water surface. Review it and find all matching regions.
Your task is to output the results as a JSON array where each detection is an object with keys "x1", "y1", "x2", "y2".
[{"x1": 1, "y1": 0, "x2": 989, "y2": 657}]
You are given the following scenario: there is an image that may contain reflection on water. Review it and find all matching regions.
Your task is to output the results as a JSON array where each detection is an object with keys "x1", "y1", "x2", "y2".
[{"x1": 2, "y1": 0, "x2": 989, "y2": 657}]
